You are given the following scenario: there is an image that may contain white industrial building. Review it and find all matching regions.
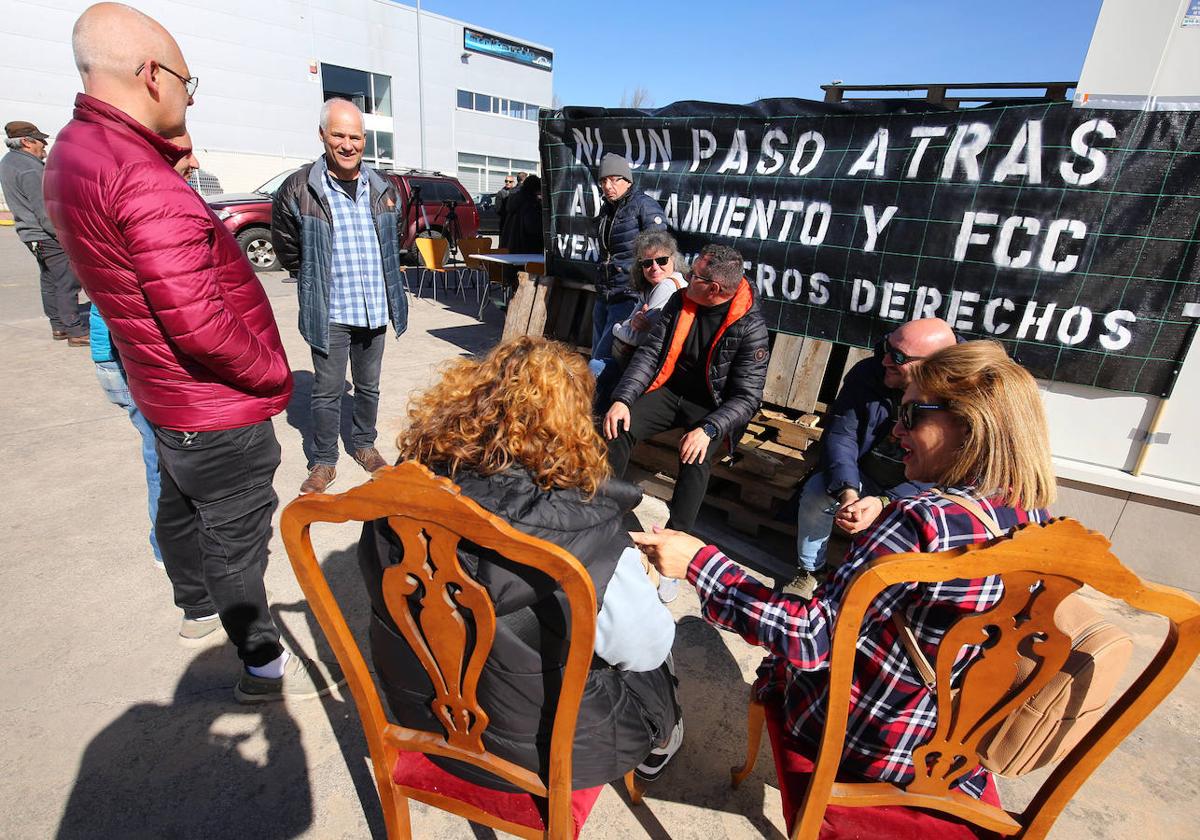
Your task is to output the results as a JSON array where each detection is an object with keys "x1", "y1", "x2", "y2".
[{"x1": 2, "y1": 0, "x2": 552, "y2": 196}]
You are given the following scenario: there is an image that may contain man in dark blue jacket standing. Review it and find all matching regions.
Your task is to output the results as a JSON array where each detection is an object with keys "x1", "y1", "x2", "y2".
[
  {"x1": 593, "y1": 153, "x2": 666, "y2": 359},
  {"x1": 792, "y1": 317, "x2": 957, "y2": 596}
]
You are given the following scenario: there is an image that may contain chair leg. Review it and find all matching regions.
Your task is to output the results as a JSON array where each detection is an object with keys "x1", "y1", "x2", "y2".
[
  {"x1": 381, "y1": 780, "x2": 414, "y2": 840},
  {"x1": 623, "y1": 770, "x2": 644, "y2": 805},
  {"x1": 730, "y1": 697, "x2": 766, "y2": 788}
]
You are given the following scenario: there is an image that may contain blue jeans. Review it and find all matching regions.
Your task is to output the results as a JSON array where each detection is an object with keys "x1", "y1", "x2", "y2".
[
  {"x1": 95, "y1": 361, "x2": 162, "y2": 563},
  {"x1": 591, "y1": 296, "x2": 638, "y2": 360},
  {"x1": 795, "y1": 472, "x2": 884, "y2": 572},
  {"x1": 311, "y1": 323, "x2": 387, "y2": 466}
]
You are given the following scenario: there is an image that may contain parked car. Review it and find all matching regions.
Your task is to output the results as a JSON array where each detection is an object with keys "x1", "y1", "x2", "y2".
[
  {"x1": 473, "y1": 193, "x2": 500, "y2": 236},
  {"x1": 388, "y1": 170, "x2": 481, "y2": 262},
  {"x1": 207, "y1": 168, "x2": 297, "y2": 272},
  {"x1": 207, "y1": 167, "x2": 479, "y2": 271}
]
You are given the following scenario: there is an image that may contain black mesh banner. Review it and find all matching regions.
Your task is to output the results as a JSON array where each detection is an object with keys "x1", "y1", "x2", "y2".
[{"x1": 539, "y1": 99, "x2": 1200, "y2": 397}]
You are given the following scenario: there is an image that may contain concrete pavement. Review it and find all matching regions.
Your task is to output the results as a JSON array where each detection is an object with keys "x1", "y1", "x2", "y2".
[{"x1": 0, "y1": 225, "x2": 1195, "y2": 839}]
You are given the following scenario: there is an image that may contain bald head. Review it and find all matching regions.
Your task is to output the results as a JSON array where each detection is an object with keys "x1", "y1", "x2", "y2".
[
  {"x1": 892, "y1": 318, "x2": 957, "y2": 357},
  {"x1": 71, "y1": 3, "x2": 192, "y2": 136},
  {"x1": 882, "y1": 317, "x2": 957, "y2": 389},
  {"x1": 73, "y1": 3, "x2": 175, "y2": 78}
]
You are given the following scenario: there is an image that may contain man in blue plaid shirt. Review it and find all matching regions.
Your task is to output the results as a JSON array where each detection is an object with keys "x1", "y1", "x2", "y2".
[{"x1": 273, "y1": 98, "x2": 409, "y2": 494}]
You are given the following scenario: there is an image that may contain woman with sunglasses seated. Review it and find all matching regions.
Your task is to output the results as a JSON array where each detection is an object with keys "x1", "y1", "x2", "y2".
[
  {"x1": 358, "y1": 337, "x2": 682, "y2": 791},
  {"x1": 588, "y1": 230, "x2": 688, "y2": 407},
  {"x1": 633, "y1": 340, "x2": 1054, "y2": 801}
]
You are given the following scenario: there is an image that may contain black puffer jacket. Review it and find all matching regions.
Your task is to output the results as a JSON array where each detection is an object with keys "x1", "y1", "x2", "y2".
[
  {"x1": 612, "y1": 280, "x2": 770, "y2": 441},
  {"x1": 597, "y1": 189, "x2": 666, "y2": 300},
  {"x1": 357, "y1": 466, "x2": 678, "y2": 792}
]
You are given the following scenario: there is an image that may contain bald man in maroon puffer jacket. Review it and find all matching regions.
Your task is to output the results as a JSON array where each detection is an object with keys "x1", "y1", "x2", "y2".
[{"x1": 44, "y1": 2, "x2": 340, "y2": 704}]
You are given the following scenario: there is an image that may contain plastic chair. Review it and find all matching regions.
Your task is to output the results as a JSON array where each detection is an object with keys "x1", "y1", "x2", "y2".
[
  {"x1": 280, "y1": 462, "x2": 643, "y2": 840},
  {"x1": 457, "y1": 236, "x2": 493, "y2": 303},
  {"x1": 476, "y1": 248, "x2": 511, "y2": 320},
  {"x1": 729, "y1": 517, "x2": 1200, "y2": 840},
  {"x1": 413, "y1": 237, "x2": 449, "y2": 301}
]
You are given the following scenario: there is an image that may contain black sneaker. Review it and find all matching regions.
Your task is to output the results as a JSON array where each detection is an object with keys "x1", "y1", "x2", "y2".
[{"x1": 635, "y1": 718, "x2": 684, "y2": 781}]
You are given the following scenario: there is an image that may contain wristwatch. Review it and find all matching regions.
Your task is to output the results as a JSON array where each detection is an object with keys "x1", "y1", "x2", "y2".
[{"x1": 700, "y1": 421, "x2": 719, "y2": 439}]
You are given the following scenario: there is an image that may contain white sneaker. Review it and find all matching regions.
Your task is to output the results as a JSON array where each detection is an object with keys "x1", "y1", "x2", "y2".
[
  {"x1": 657, "y1": 576, "x2": 680, "y2": 604},
  {"x1": 636, "y1": 717, "x2": 684, "y2": 781}
]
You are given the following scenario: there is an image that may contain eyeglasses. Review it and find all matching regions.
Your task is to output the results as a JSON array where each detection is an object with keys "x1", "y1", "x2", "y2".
[
  {"x1": 135, "y1": 61, "x2": 199, "y2": 97},
  {"x1": 639, "y1": 256, "x2": 671, "y2": 270},
  {"x1": 688, "y1": 270, "x2": 719, "y2": 286},
  {"x1": 884, "y1": 334, "x2": 925, "y2": 366},
  {"x1": 896, "y1": 400, "x2": 949, "y2": 430}
]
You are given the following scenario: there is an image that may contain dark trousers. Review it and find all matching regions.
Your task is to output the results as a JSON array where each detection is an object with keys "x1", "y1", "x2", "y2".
[
  {"x1": 310, "y1": 323, "x2": 387, "y2": 466},
  {"x1": 27, "y1": 238, "x2": 85, "y2": 336},
  {"x1": 154, "y1": 420, "x2": 283, "y2": 667},
  {"x1": 607, "y1": 386, "x2": 724, "y2": 532}
]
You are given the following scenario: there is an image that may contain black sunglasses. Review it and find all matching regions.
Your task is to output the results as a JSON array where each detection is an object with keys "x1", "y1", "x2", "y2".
[
  {"x1": 135, "y1": 61, "x2": 199, "y2": 97},
  {"x1": 639, "y1": 256, "x2": 671, "y2": 270},
  {"x1": 884, "y1": 333, "x2": 925, "y2": 366},
  {"x1": 896, "y1": 400, "x2": 949, "y2": 430}
]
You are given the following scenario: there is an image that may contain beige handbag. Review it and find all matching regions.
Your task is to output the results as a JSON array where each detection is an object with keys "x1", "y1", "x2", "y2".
[{"x1": 892, "y1": 492, "x2": 1133, "y2": 777}]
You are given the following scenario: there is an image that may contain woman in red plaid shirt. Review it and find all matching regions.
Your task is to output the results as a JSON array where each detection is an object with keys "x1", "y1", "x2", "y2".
[{"x1": 633, "y1": 341, "x2": 1056, "y2": 798}]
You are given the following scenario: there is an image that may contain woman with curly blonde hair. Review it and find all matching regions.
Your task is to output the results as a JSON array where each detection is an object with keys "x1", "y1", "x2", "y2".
[{"x1": 358, "y1": 336, "x2": 683, "y2": 791}]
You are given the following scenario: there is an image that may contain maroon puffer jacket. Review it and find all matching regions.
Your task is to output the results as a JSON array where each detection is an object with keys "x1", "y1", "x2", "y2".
[{"x1": 44, "y1": 94, "x2": 291, "y2": 431}]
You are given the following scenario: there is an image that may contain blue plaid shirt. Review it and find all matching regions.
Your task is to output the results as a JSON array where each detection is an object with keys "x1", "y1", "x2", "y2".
[{"x1": 321, "y1": 162, "x2": 387, "y2": 328}]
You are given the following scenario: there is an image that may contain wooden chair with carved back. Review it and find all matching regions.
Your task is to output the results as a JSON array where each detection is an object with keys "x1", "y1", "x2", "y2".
[
  {"x1": 280, "y1": 461, "x2": 642, "y2": 840},
  {"x1": 729, "y1": 517, "x2": 1200, "y2": 840}
]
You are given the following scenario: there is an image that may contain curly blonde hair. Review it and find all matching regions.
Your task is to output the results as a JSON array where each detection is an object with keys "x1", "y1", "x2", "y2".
[{"x1": 397, "y1": 336, "x2": 612, "y2": 496}]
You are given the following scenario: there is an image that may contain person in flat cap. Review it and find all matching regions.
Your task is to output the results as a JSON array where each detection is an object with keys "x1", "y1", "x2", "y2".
[
  {"x1": 0, "y1": 121, "x2": 89, "y2": 344},
  {"x1": 594, "y1": 152, "x2": 666, "y2": 362}
]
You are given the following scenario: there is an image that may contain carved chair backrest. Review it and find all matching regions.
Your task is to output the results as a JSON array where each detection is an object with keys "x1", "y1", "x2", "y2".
[
  {"x1": 280, "y1": 462, "x2": 598, "y2": 834},
  {"x1": 795, "y1": 517, "x2": 1200, "y2": 840}
]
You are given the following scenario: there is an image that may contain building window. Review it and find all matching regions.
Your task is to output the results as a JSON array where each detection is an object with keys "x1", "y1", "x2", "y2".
[
  {"x1": 321, "y1": 63, "x2": 391, "y2": 117},
  {"x1": 457, "y1": 153, "x2": 541, "y2": 197},
  {"x1": 456, "y1": 89, "x2": 542, "y2": 122}
]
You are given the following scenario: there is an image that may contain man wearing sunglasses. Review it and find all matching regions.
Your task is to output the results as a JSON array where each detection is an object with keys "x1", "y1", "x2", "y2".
[
  {"x1": 790, "y1": 317, "x2": 957, "y2": 597},
  {"x1": 495, "y1": 175, "x2": 517, "y2": 235},
  {"x1": 45, "y1": 3, "x2": 341, "y2": 704},
  {"x1": 605, "y1": 245, "x2": 769, "y2": 594}
]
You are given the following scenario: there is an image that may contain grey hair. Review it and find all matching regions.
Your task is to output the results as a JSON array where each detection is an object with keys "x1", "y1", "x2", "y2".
[
  {"x1": 631, "y1": 229, "x2": 688, "y2": 293},
  {"x1": 5, "y1": 137, "x2": 27, "y2": 150},
  {"x1": 698, "y1": 243, "x2": 745, "y2": 293},
  {"x1": 320, "y1": 97, "x2": 364, "y2": 132}
]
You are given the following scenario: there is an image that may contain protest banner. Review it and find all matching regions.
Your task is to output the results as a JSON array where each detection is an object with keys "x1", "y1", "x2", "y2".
[{"x1": 540, "y1": 99, "x2": 1200, "y2": 396}]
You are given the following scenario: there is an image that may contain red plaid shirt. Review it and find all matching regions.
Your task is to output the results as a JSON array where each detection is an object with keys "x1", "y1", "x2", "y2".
[{"x1": 688, "y1": 486, "x2": 1049, "y2": 797}]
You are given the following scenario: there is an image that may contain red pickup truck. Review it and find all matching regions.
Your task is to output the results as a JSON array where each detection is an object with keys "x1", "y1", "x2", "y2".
[{"x1": 207, "y1": 168, "x2": 481, "y2": 272}]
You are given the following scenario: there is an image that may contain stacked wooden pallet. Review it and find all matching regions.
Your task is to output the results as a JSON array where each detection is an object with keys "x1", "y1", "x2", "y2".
[{"x1": 629, "y1": 408, "x2": 822, "y2": 538}]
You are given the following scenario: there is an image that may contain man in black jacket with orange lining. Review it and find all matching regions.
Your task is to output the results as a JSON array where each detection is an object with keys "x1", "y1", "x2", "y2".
[{"x1": 604, "y1": 244, "x2": 769, "y2": 599}]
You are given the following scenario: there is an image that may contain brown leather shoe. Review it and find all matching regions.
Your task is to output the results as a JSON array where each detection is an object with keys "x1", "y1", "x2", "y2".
[
  {"x1": 300, "y1": 464, "x2": 336, "y2": 495},
  {"x1": 52, "y1": 329, "x2": 68, "y2": 340},
  {"x1": 67, "y1": 333, "x2": 90, "y2": 347},
  {"x1": 352, "y1": 447, "x2": 388, "y2": 473}
]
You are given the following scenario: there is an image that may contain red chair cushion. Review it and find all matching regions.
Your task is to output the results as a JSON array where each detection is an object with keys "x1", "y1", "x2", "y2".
[
  {"x1": 391, "y1": 751, "x2": 603, "y2": 838},
  {"x1": 764, "y1": 705, "x2": 1002, "y2": 839}
]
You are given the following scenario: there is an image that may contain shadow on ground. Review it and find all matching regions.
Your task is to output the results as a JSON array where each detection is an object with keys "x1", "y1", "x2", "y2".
[{"x1": 56, "y1": 643, "x2": 315, "y2": 839}]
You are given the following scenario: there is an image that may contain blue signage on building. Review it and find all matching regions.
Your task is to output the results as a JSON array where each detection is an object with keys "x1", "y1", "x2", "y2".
[{"x1": 464, "y1": 28, "x2": 553, "y2": 71}]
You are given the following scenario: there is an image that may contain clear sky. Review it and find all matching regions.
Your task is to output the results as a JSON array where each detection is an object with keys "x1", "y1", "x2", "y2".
[{"x1": 411, "y1": 0, "x2": 1104, "y2": 108}]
